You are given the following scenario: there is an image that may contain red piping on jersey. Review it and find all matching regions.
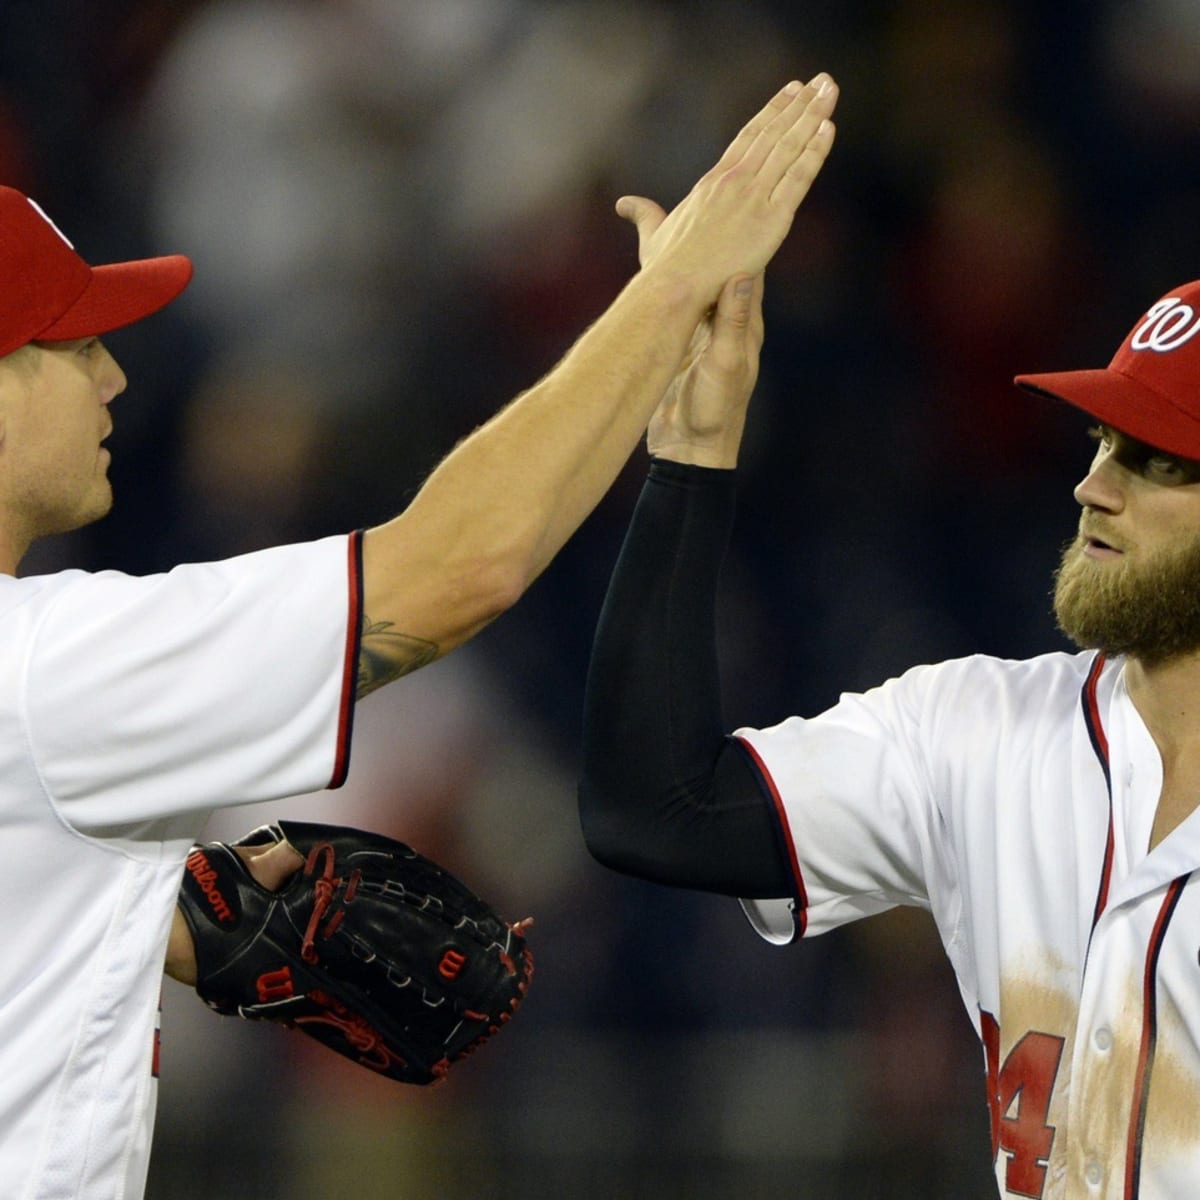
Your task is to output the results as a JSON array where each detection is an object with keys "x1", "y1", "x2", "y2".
[
  {"x1": 1081, "y1": 653, "x2": 1116, "y2": 929},
  {"x1": 1123, "y1": 875, "x2": 1188, "y2": 1200},
  {"x1": 734, "y1": 734, "x2": 808, "y2": 937},
  {"x1": 329, "y1": 531, "x2": 364, "y2": 788}
]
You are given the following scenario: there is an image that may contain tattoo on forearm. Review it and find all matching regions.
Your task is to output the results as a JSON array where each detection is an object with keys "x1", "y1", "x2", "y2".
[{"x1": 356, "y1": 615, "x2": 438, "y2": 699}]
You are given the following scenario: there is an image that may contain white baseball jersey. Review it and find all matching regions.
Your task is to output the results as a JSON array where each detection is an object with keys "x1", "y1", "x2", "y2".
[
  {"x1": 736, "y1": 650, "x2": 1200, "y2": 1200},
  {"x1": 0, "y1": 533, "x2": 361, "y2": 1200}
]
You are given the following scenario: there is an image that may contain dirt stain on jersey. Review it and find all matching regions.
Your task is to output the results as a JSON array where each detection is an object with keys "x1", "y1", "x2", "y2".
[
  {"x1": 997, "y1": 969, "x2": 1082, "y2": 1184},
  {"x1": 998, "y1": 959, "x2": 1200, "y2": 1191},
  {"x1": 1143, "y1": 995, "x2": 1200, "y2": 1153}
]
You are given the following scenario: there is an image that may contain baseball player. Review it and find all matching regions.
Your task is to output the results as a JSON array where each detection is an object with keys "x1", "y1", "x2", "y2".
[
  {"x1": 579, "y1": 255, "x2": 1200, "y2": 1194},
  {"x1": 0, "y1": 73, "x2": 838, "y2": 1200}
]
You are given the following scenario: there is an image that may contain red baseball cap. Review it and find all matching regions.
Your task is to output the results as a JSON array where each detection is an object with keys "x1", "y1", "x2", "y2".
[
  {"x1": 0, "y1": 185, "x2": 192, "y2": 360},
  {"x1": 1015, "y1": 280, "x2": 1200, "y2": 461}
]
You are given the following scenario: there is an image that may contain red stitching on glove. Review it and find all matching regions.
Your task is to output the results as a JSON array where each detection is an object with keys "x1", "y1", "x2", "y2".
[
  {"x1": 300, "y1": 842, "x2": 338, "y2": 965},
  {"x1": 498, "y1": 918, "x2": 534, "y2": 976},
  {"x1": 297, "y1": 990, "x2": 407, "y2": 1075}
]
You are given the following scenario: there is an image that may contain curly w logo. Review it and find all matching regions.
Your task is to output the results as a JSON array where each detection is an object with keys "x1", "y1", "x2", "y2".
[{"x1": 1131, "y1": 298, "x2": 1200, "y2": 352}]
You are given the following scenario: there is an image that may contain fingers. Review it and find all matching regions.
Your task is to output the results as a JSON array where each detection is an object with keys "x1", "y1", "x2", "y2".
[
  {"x1": 620, "y1": 75, "x2": 839, "y2": 293},
  {"x1": 772, "y1": 116, "x2": 837, "y2": 210},
  {"x1": 742, "y1": 74, "x2": 839, "y2": 192},
  {"x1": 712, "y1": 73, "x2": 836, "y2": 178},
  {"x1": 236, "y1": 840, "x2": 304, "y2": 890},
  {"x1": 709, "y1": 78, "x2": 808, "y2": 177}
]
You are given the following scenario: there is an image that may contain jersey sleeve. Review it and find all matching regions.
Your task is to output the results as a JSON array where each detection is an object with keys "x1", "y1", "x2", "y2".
[
  {"x1": 20, "y1": 533, "x2": 362, "y2": 834},
  {"x1": 735, "y1": 660, "x2": 958, "y2": 943}
]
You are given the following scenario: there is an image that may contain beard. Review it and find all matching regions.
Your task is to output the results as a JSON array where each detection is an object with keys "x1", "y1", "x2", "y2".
[{"x1": 1053, "y1": 527, "x2": 1200, "y2": 665}]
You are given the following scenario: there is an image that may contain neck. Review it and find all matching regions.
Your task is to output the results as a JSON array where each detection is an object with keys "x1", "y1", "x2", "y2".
[
  {"x1": 1124, "y1": 651, "x2": 1200, "y2": 757},
  {"x1": 0, "y1": 516, "x2": 30, "y2": 575}
]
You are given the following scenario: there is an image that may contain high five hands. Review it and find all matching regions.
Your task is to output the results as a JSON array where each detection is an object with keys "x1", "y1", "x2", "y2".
[{"x1": 622, "y1": 73, "x2": 839, "y2": 467}]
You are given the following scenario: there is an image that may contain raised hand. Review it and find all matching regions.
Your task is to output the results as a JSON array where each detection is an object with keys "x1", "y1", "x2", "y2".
[
  {"x1": 646, "y1": 273, "x2": 765, "y2": 468},
  {"x1": 619, "y1": 74, "x2": 838, "y2": 296}
]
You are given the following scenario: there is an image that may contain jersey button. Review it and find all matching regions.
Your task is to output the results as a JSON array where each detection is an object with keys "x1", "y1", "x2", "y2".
[
  {"x1": 1085, "y1": 1159, "x2": 1104, "y2": 1188},
  {"x1": 1094, "y1": 1027, "x2": 1113, "y2": 1052}
]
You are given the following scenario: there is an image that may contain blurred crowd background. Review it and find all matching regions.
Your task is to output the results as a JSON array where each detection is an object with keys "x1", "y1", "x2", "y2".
[{"x1": 4, "y1": 0, "x2": 1200, "y2": 1196}]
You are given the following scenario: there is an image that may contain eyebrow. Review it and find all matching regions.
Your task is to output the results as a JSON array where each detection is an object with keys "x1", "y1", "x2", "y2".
[{"x1": 1086, "y1": 424, "x2": 1200, "y2": 470}]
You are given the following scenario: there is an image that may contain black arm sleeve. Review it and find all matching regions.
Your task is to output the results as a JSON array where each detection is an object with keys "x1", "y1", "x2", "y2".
[{"x1": 578, "y1": 458, "x2": 795, "y2": 898}]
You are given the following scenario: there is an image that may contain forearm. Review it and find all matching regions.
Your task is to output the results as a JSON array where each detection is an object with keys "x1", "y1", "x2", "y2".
[
  {"x1": 361, "y1": 270, "x2": 709, "y2": 666},
  {"x1": 579, "y1": 459, "x2": 792, "y2": 897},
  {"x1": 358, "y1": 77, "x2": 839, "y2": 673}
]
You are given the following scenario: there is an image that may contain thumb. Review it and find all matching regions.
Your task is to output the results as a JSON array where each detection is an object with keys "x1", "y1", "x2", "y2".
[
  {"x1": 615, "y1": 194, "x2": 667, "y2": 264},
  {"x1": 712, "y1": 273, "x2": 757, "y2": 333},
  {"x1": 707, "y1": 273, "x2": 764, "y2": 368}
]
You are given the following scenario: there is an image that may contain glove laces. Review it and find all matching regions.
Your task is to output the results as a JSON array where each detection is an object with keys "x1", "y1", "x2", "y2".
[{"x1": 299, "y1": 841, "x2": 360, "y2": 964}]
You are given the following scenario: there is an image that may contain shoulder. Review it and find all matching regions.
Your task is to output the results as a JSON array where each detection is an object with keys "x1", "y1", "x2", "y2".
[
  {"x1": 13, "y1": 535, "x2": 353, "y2": 613},
  {"x1": 820, "y1": 649, "x2": 1095, "y2": 718},
  {"x1": 745, "y1": 650, "x2": 1095, "y2": 743},
  {"x1": 2, "y1": 537, "x2": 357, "y2": 681},
  {"x1": 0, "y1": 568, "x2": 95, "y2": 625},
  {"x1": 807, "y1": 650, "x2": 1099, "y2": 754},
  {"x1": 885, "y1": 651, "x2": 1100, "y2": 777},
  {"x1": 909, "y1": 648, "x2": 1098, "y2": 698}
]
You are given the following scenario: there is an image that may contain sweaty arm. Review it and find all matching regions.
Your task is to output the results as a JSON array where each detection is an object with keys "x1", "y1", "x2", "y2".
[{"x1": 578, "y1": 458, "x2": 794, "y2": 898}]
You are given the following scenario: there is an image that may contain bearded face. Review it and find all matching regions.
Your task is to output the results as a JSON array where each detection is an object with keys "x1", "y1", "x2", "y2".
[{"x1": 1053, "y1": 523, "x2": 1200, "y2": 665}]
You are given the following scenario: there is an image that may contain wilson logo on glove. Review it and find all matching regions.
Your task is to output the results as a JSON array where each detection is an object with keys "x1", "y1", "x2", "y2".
[
  {"x1": 183, "y1": 849, "x2": 239, "y2": 925},
  {"x1": 176, "y1": 820, "x2": 534, "y2": 1085},
  {"x1": 255, "y1": 966, "x2": 295, "y2": 1004}
]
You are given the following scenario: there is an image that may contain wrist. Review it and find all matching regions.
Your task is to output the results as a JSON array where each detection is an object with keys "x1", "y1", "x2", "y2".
[
  {"x1": 647, "y1": 445, "x2": 741, "y2": 469},
  {"x1": 165, "y1": 907, "x2": 197, "y2": 985},
  {"x1": 647, "y1": 423, "x2": 747, "y2": 470},
  {"x1": 649, "y1": 457, "x2": 737, "y2": 482},
  {"x1": 626, "y1": 262, "x2": 711, "y2": 323}
]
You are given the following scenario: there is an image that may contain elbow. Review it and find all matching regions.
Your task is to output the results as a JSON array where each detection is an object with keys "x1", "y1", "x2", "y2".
[
  {"x1": 361, "y1": 520, "x2": 536, "y2": 654},
  {"x1": 454, "y1": 555, "x2": 529, "y2": 630},
  {"x1": 431, "y1": 544, "x2": 533, "y2": 640},
  {"x1": 465, "y1": 524, "x2": 545, "y2": 618},
  {"x1": 482, "y1": 556, "x2": 531, "y2": 618},
  {"x1": 583, "y1": 831, "x2": 635, "y2": 879},
  {"x1": 581, "y1": 822, "x2": 621, "y2": 875},
  {"x1": 578, "y1": 782, "x2": 642, "y2": 877}
]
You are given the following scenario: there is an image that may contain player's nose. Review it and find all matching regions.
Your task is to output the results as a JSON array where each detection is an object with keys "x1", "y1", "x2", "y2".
[
  {"x1": 97, "y1": 343, "x2": 127, "y2": 405},
  {"x1": 1074, "y1": 457, "x2": 1124, "y2": 513}
]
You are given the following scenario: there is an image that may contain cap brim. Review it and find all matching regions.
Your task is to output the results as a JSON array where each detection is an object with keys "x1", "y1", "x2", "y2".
[
  {"x1": 1015, "y1": 367, "x2": 1200, "y2": 462},
  {"x1": 35, "y1": 254, "x2": 193, "y2": 342}
]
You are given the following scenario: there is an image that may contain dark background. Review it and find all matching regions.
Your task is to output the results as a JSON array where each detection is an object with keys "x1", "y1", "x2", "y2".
[{"x1": 4, "y1": 1, "x2": 1198, "y2": 1196}]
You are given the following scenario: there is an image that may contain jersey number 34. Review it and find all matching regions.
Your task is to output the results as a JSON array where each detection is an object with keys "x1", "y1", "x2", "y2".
[{"x1": 981, "y1": 1011, "x2": 1066, "y2": 1198}]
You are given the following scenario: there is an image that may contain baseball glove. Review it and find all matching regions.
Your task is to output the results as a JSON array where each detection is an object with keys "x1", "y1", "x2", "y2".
[{"x1": 176, "y1": 819, "x2": 533, "y2": 1084}]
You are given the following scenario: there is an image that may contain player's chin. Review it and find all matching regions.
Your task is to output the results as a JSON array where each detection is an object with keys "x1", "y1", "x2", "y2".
[
  {"x1": 65, "y1": 484, "x2": 115, "y2": 532},
  {"x1": 86, "y1": 474, "x2": 115, "y2": 516}
]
